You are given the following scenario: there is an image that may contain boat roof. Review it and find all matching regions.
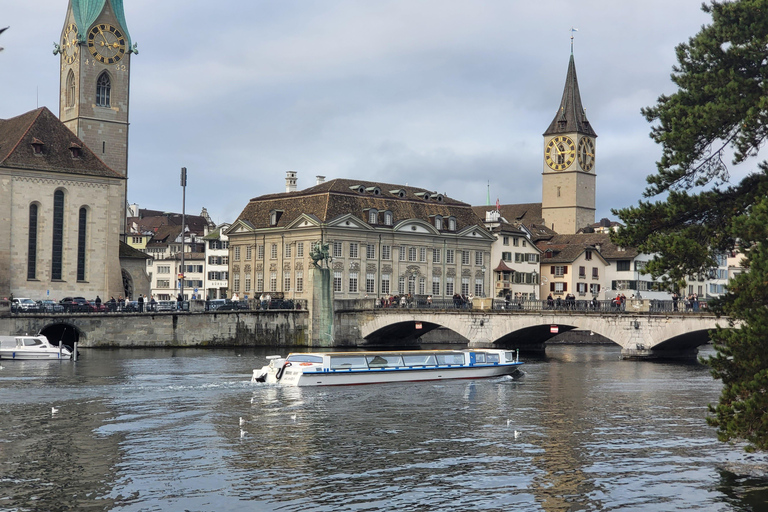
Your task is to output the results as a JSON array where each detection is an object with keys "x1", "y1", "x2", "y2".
[{"x1": 286, "y1": 348, "x2": 510, "y2": 357}]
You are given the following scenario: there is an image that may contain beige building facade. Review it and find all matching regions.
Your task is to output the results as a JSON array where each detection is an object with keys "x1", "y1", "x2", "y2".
[{"x1": 227, "y1": 177, "x2": 495, "y2": 303}]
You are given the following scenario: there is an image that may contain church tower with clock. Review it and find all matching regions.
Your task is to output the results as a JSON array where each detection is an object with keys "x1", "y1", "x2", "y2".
[{"x1": 541, "y1": 51, "x2": 597, "y2": 235}]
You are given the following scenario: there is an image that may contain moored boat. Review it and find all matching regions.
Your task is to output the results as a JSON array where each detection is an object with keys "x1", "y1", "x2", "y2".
[
  {"x1": 252, "y1": 349, "x2": 523, "y2": 387},
  {"x1": 0, "y1": 335, "x2": 73, "y2": 360}
]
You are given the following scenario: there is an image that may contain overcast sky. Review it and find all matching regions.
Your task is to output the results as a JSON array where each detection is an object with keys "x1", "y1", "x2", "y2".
[{"x1": 1, "y1": 0, "x2": 718, "y2": 227}]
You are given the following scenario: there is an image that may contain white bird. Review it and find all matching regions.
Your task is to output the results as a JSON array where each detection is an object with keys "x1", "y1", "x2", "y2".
[
  {"x1": 239, "y1": 417, "x2": 245, "y2": 426},
  {"x1": 514, "y1": 430, "x2": 521, "y2": 439},
  {"x1": 240, "y1": 429, "x2": 247, "y2": 438},
  {"x1": 506, "y1": 419, "x2": 511, "y2": 426},
  {"x1": 291, "y1": 414, "x2": 297, "y2": 422},
  {"x1": 51, "y1": 406, "x2": 59, "y2": 415}
]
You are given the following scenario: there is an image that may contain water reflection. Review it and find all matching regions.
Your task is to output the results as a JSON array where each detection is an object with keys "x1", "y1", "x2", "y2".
[{"x1": 0, "y1": 346, "x2": 766, "y2": 511}]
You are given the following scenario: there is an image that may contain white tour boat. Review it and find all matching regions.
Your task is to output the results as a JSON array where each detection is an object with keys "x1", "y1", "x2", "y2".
[
  {"x1": 0, "y1": 335, "x2": 73, "y2": 360},
  {"x1": 252, "y1": 348, "x2": 523, "y2": 387}
]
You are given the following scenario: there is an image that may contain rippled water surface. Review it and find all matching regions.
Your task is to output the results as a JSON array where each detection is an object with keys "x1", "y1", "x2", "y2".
[{"x1": 1, "y1": 345, "x2": 766, "y2": 511}]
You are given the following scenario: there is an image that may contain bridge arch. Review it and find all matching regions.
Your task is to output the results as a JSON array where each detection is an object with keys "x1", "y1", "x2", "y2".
[{"x1": 40, "y1": 322, "x2": 83, "y2": 347}]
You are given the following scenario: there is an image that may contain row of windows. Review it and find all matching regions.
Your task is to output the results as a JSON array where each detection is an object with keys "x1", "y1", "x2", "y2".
[
  {"x1": 231, "y1": 271, "x2": 304, "y2": 294},
  {"x1": 550, "y1": 265, "x2": 600, "y2": 279},
  {"x1": 501, "y1": 236, "x2": 529, "y2": 247},
  {"x1": 232, "y1": 242, "x2": 486, "y2": 266},
  {"x1": 28, "y1": 191, "x2": 89, "y2": 282},
  {"x1": 500, "y1": 252, "x2": 540, "y2": 263}
]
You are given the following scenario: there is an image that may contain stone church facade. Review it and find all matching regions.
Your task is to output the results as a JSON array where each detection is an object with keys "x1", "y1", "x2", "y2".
[{"x1": 0, "y1": 0, "x2": 143, "y2": 301}]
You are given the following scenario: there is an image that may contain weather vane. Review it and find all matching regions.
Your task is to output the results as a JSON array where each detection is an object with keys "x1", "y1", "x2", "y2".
[{"x1": 570, "y1": 27, "x2": 578, "y2": 54}]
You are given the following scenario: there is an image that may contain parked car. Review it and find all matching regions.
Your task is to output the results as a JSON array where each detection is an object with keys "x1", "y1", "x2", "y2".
[
  {"x1": 38, "y1": 299, "x2": 64, "y2": 313},
  {"x1": 156, "y1": 300, "x2": 176, "y2": 312},
  {"x1": 11, "y1": 298, "x2": 40, "y2": 313},
  {"x1": 206, "y1": 299, "x2": 227, "y2": 311},
  {"x1": 122, "y1": 301, "x2": 139, "y2": 312},
  {"x1": 88, "y1": 300, "x2": 107, "y2": 312},
  {"x1": 216, "y1": 300, "x2": 250, "y2": 311},
  {"x1": 269, "y1": 299, "x2": 294, "y2": 310},
  {"x1": 60, "y1": 296, "x2": 90, "y2": 312}
]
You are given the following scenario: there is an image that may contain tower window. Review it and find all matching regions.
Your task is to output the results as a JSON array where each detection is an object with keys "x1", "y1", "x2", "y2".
[
  {"x1": 66, "y1": 70, "x2": 76, "y2": 108},
  {"x1": 96, "y1": 72, "x2": 111, "y2": 107}
]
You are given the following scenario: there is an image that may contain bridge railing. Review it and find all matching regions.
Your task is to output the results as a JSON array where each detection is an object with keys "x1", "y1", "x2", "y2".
[{"x1": 372, "y1": 297, "x2": 710, "y2": 314}]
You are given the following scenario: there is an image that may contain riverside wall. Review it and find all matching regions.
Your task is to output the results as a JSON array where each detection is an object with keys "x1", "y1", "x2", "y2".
[{"x1": 0, "y1": 302, "x2": 309, "y2": 348}]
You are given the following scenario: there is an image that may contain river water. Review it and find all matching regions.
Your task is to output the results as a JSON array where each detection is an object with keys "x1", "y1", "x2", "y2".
[{"x1": 1, "y1": 345, "x2": 766, "y2": 512}]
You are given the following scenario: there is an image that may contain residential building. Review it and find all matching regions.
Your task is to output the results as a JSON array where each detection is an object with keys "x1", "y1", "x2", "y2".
[{"x1": 203, "y1": 223, "x2": 230, "y2": 299}]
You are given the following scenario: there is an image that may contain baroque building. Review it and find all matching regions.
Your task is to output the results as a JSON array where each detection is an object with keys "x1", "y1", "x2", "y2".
[{"x1": 226, "y1": 176, "x2": 495, "y2": 302}]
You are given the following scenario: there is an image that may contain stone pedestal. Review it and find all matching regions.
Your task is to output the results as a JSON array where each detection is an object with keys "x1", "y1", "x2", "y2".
[{"x1": 310, "y1": 266, "x2": 334, "y2": 346}]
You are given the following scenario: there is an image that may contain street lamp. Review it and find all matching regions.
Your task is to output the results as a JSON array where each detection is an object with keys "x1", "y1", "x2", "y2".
[{"x1": 180, "y1": 167, "x2": 187, "y2": 301}]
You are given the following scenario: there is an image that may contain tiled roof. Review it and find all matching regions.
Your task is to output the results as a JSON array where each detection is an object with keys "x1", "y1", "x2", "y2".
[
  {"x1": 0, "y1": 107, "x2": 123, "y2": 179},
  {"x1": 493, "y1": 260, "x2": 515, "y2": 272},
  {"x1": 119, "y1": 241, "x2": 151, "y2": 260},
  {"x1": 472, "y1": 203, "x2": 545, "y2": 227},
  {"x1": 235, "y1": 178, "x2": 486, "y2": 231},
  {"x1": 536, "y1": 233, "x2": 637, "y2": 264}
]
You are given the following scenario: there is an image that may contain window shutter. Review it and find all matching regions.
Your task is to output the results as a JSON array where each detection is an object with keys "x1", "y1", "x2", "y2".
[
  {"x1": 550, "y1": 282, "x2": 555, "y2": 292},
  {"x1": 563, "y1": 282, "x2": 568, "y2": 291},
  {"x1": 551, "y1": 266, "x2": 555, "y2": 275},
  {"x1": 564, "y1": 266, "x2": 568, "y2": 275}
]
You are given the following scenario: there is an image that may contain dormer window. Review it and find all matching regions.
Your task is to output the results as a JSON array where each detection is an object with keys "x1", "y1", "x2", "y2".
[
  {"x1": 448, "y1": 217, "x2": 456, "y2": 231},
  {"x1": 435, "y1": 194, "x2": 444, "y2": 202},
  {"x1": 368, "y1": 209, "x2": 378, "y2": 224},
  {"x1": 69, "y1": 142, "x2": 82, "y2": 158},
  {"x1": 415, "y1": 191, "x2": 431, "y2": 200},
  {"x1": 350, "y1": 185, "x2": 366, "y2": 194},
  {"x1": 434, "y1": 215, "x2": 443, "y2": 230},
  {"x1": 384, "y1": 211, "x2": 393, "y2": 226},
  {"x1": 269, "y1": 209, "x2": 283, "y2": 226},
  {"x1": 31, "y1": 138, "x2": 45, "y2": 155},
  {"x1": 366, "y1": 186, "x2": 381, "y2": 195},
  {"x1": 390, "y1": 189, "x2": 406, "y2": 198}
]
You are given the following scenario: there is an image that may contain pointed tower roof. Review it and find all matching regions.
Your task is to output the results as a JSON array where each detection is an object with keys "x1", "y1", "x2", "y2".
[
  {"x1": 71, "y1": 0, "x2": 132, "y2": 46},
  {"x1": 543, "y1": 54, "x2": 596, "y2": 138}
]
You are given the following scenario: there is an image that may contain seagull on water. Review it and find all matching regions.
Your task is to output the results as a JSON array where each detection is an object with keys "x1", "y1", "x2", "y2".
[
  {"x1": 240, "y1": 429, "x2": 247, "y2": 438},
  {"x1": 239, "y1": 417, "x2": 245, "y2": 426},
  {"x1": 51, "y1": 406, "x2": 59, "y2": 415},
  {"x1": 514, "y1": 430, "x2": 521, "y2": 439},
  {"x1": 291, "y1": 414, "x2": 297, "y2": 422}
]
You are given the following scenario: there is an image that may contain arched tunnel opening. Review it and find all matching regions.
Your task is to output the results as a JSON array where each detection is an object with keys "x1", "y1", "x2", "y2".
[
  {"x1": 40, "y1": 324, "x2": 81, "y2": 348},
  {"x1": 362, "y1": 321, "x2": 444, "y2": 348}
]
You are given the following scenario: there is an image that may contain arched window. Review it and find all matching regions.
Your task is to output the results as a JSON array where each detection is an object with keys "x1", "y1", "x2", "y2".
[
  {"x1": 368, "y1": 209, "x2": 378, "y2": 224},
  {"x1": 66, "y1": 70, "x2": 76, "y2": 108},
  {"x1": 52, "y1": 190, "x2": 64, "y2": 280},
  {"x1": 434, "y1": 215, "x2": 443, "y2": 230},
  {"x1": 384, "y1": 211, "x2": 393, "y2": 226},
  {"x1": 77, "y1": 207, "x2": 87, "y2": 281},
  {"x1": 28, "y1": 204, "x2": 38, "y2": 280},
  {"x1": 96, "y1": 72, "x2": 111, "y2": 107}
]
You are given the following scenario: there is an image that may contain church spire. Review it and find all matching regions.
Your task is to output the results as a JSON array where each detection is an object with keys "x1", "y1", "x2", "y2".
[{"x1": 543, "y1": 54, "x2": 596, "y2": 138}]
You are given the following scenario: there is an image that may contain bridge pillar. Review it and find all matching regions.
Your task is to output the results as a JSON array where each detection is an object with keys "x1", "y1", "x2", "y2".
[{"x1": 620, "y1": 346, "x2": 700, "y2": 360}]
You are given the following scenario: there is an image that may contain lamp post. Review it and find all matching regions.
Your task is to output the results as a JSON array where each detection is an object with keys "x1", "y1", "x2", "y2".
[{"x1": 180, "y1": 167, "x2": 187, "y2": 301}]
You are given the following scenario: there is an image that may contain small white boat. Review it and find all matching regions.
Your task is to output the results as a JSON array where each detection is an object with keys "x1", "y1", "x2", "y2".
[
  {"x1": 0, "y1": 335, "x2": 73, "y2": 360},
  {"x1": 252, "y1": 349, "x2": 523, "y2": 387}
]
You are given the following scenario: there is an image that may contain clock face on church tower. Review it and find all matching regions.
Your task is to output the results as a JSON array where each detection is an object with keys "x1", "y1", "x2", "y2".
[
  {"x1": 578, "y1": 137, "x2": 595, "y2": 172},
  {"x1": 545, "y1": 135, "x2": 576, "y2": 171},
  {"x1": 61, "y1": 24, "x2": 79, "y2": 64},
  {"x1": 87, "y1": 24, "x2": 127, "y2": 64}
]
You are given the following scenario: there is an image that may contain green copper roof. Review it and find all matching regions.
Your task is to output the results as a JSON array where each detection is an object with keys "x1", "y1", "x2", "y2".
[{"x1": 72, "y1": 0, "x2": 132, "y2": 47}]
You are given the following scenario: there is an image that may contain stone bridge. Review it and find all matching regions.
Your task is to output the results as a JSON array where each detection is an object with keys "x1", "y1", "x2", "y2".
[{"x1": 334, "y1": 308, "x2": 726, "y2": 359}]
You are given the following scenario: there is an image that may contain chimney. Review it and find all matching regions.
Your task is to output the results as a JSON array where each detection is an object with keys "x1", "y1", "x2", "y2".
[
  {"x1": 316, "y1": 175, "x2": 326, "y2": 185},
  {"x1": 285, "y1": 171, "x2": 297, "y2": 193}
]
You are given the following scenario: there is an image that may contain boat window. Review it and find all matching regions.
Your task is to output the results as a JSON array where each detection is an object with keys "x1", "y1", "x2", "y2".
[
  {"x1": 486, "y1": 353, "x2": 500, "y2": 363},
  {"x1": 23, "y1": 338, "x2": 44, "y2": 347},
  {"x1": 330, "y1": 356, "x2": 368, "y2": 369},
  {"x1": 365, "y1": 354, "x2": 403, "y2": 368},
  {"x1": 402, "y1": 354, "x2": 437, "y2": 366},
  {"x1": 504, "y1": 352, "x2": 516, "y2": 363},
  {"x1": 286, "y1": 354, "x2": 323, "y2": 363},
  {"x1": 436, "y1": 353, "x2": 466, "y2": 365},
  {"x1": 474, "y1": 352, "x2": 486, "y2": 363}
]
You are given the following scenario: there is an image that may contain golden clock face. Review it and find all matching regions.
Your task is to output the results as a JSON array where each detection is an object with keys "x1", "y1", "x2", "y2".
[
  {"x1": 578, "y1": 137, "x2": 595, "y2": 172},
  {"x1": 61, "y1": 24, "x2": 79, "y2": 64},
  {"x1": 87, "y1": 24, "x2": 126, "y2": 64},
  {"x1": 545, "y1": 135, "x2": 576, "y2": 171}
]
